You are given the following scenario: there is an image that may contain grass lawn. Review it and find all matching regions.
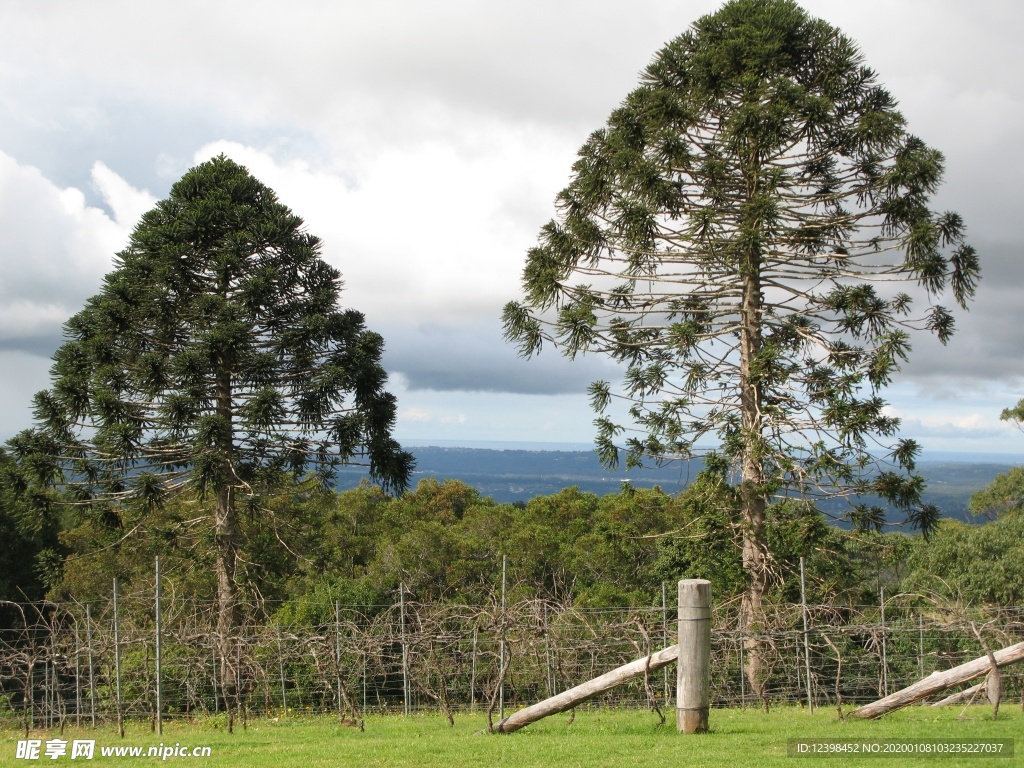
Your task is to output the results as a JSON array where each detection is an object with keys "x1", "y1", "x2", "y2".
[{"x1": 2, "y1": 705, "x2": 1020, "y2": 767}]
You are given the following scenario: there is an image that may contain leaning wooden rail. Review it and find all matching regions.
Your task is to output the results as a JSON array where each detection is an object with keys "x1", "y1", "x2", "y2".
[
  {"x1": 850, "y1": 640, "x2": 1024, "y2": 719},
  {"x1": 495, "y1": 578, "x2": 712, "y2": 735},
  {"x1": 493, "y1": 644, "x2": 679, "y2": 733}
]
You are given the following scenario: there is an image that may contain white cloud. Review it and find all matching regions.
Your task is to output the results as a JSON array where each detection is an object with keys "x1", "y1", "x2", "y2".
[
  {"x1": 390, "y1": 383, "x2": 596, "y2": 444},
  {"x1": 0, "y1": 301, "x2": 72, "y2": 340},
  {"x1": 883, "y1": 398, "x2": 1024, "y2": 454},
  {"x1": 191, "y1": 134, "x2": 569, "y2": 331},
  {"x1": 899, "y1": 413, "x2": 1003, "y2": 439},
  {"x1": 0, "y1": 151, "x2": 143, "y2": 345},
  {"x1": 92, "y1": 161, "x2": 157, "y2": 229},
  {"x1": 402, "y1": 407, "x2": 434, "y2": 424}
]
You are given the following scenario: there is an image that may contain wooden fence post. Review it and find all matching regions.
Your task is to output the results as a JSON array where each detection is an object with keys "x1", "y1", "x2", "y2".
[
  {"x1": 851, "y1": 641, "x2": 1024, "y2": 718},
  {"x1": 494, "y1": 645, "x2": 680, "y2": 733},
  {"x1": 677, "y1": 579, "x2": 711, "y2": 734}
]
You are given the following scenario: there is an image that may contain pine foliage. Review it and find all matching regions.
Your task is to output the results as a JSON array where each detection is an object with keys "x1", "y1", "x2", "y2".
[
  {"x1": 14, "y1": 155, "x2": 412, "y2": 518},
  {"x1": 503, "y1": 0, "x2": 978, "y2": 532}
]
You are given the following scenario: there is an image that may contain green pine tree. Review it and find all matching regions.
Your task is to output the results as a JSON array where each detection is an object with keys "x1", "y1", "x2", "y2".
[
  {"x1": 11, "y1": 155, "x2": 412, "y2": 699},
  {"x1": 503, "y1": 0, "x2": 978, "y2": 694}
]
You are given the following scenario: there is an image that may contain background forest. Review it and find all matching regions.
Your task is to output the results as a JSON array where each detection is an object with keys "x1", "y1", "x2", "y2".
[{"x1": 4, "y1": 461, "x2": 1023, "y2": 614}]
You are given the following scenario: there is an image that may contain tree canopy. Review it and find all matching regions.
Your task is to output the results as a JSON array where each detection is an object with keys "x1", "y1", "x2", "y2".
[
  {"x1": 1000, "y1": 399, "x2": 1024, "y2": 431},
  {"x1": 21, "y1": 155, "x2": 411, "y2": 502},
  {"x1": 908, "y1": 469, "x2": 1024, "y2": 606},
  {"x1": 502, "y1": 0, "x2": 978, "y2": 693}
]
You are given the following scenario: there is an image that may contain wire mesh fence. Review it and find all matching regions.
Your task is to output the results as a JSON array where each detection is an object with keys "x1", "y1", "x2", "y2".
[{"x1": 2, "y1": 585, "x2": 1022, "y2": 730}]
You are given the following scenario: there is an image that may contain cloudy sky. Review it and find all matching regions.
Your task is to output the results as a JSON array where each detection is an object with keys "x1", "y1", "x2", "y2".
[{"x1": 1, "y1": 0, "x2": 1022, "y2": 457}]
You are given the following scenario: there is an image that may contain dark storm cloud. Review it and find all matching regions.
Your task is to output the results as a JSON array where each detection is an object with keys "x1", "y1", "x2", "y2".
[
  {"x1": 381, "y1": 321, "x2": 619, "y2": 395},
  {"x1": 0, "y1": 335, "x2": 63, "y2": 359},
  {"x1": 897, "y1": 239, "x2": 1024, "y2": 387}
]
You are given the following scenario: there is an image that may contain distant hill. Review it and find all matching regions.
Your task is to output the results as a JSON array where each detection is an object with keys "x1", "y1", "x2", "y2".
[
  {"x1": 334, "y1": 445, "x2": 1020, "y2": 525},
  {"x1": 335, "y1": 445, "x2": 700, "y2": 501}
]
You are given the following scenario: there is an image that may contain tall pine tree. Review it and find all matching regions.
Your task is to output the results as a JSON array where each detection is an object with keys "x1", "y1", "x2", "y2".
[
  {"x1": 13, "y1": 155, "x2": 412, "y2": 701},
  {"x1": 503, "y1": 0, "x2": 978, "y2": 693}
]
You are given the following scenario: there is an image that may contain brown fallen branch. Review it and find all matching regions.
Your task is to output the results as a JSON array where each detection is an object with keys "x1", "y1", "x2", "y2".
[
  {"x1": 494, "y1": 644, "x2": 679, "y2": 734},
  {"x1": 850, "y1": 641, "x2": 1024, "y2": 719},
  {"x1": 631, "y1": 617, "x2": 665, "y2": 726}
]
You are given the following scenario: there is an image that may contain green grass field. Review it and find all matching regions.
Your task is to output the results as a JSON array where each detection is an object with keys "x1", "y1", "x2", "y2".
[{"x1": 2, "y1": 706, "x2": 1020, "y2": 767}]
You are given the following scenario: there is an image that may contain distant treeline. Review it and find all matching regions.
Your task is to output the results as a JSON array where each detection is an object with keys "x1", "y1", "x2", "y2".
[
  {"x1": 334, "y1": 446, "x2": 1013, "y2": 522},
  {"x1": 5, "y1": 463, "x2": 1022, "y2": 620}
]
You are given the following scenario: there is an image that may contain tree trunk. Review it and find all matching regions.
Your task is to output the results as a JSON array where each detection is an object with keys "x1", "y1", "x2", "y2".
[
  {"x1": 214, "y1": 357, "x2": 239, "y2": 707},
  {"x1": 214, "y1": 483, "x2": 239, "y2": 704},
  {"x1": 739, "y1": 494, "x2": 767, "y2": 699},
  {"x1": 738, "y1": 222, "x2": 768, "y2": 699}
]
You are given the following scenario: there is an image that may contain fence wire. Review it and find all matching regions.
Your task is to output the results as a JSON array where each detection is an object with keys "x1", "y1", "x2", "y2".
[{"x1": 2, "y1": 591, "x2": 1022, "y2": 728}]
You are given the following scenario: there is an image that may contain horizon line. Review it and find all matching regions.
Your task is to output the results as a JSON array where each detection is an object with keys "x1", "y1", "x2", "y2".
[{"x1": 394, "y1": 438, "x2": 1024, "y2": 463}]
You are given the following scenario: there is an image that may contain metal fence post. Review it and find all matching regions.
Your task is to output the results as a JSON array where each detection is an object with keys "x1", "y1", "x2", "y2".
[
  {"x1": 74, "y1": 617, "x2": 81, "y2": 728},
  {"x1": 470, "y1": 625, "x2": 478, "y2": 711},
  {"x1": 49, "y1": 621, "x2": 62, "y2": 730},
  {"x1": 400, "y1": 583, "x2": 409, "y2": 716},
  {"x1": 334, "y1": 601, "x2": 342, "y2": 722},
  {"x1": 44, "y1": 642, "x2": 50, "y2": 730},
  {"x1": 739, "y1": 632, "x2": 745, "y2": 707},
  {"x1": 918, "y1": 612, "x2": 925, "y2": 681},
  {"x1": 662, "y1": 582, "x2": 670, "y2": 705},
  {"x1": 276, "y1": 622, "x2": 288, "y2": 713},
  {"x1": 879, "y1": 586, "x2": 888, "y2": 697},
  {"x1": 86, "y1": 605, "x2": 97, "y2": 727},
  {"x1": 113, "y1": 579, "x2": 123, "y2": 737},
  {"x1": 155, "y1": 557, "x2": 162, "y2": 735},
  {"x1": 543, "y1": 601, "x2": 553, "y2": 698},
  {"x1": 499, "y1": 554, "x2": 507, "y2": 723},
  {"x1": 800, "y1": 557, "x2": 813, "y2": 713}
]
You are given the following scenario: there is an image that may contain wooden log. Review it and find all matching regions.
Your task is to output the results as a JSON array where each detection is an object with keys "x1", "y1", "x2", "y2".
[
  {"x1": 677, "y1": 579, "x2": 712, "y2": 733},
  {"x1": 930, "y1": 680, "x2": 985, "y2": 707},
  {"x1": 850, "y1": 640, "x2": 1024, "y2": 719},
  {"x1": 493, "y1": 644, "x2": 679, "y2": 733}
]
